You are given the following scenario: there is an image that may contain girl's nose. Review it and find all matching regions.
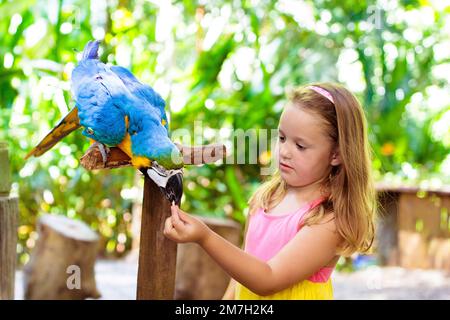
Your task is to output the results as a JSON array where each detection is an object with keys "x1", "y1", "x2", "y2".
[{"x1": 279, "y1": 142, "x2": 292, "y2": 159}]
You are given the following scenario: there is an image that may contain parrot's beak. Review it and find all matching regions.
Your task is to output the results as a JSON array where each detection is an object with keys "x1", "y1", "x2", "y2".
[
  {"x1": 144, "y1": 162, "x2": 183, "y2": 206},
  {"x1": 164, "y1": 172, "x2": 183, "y2": 206}
]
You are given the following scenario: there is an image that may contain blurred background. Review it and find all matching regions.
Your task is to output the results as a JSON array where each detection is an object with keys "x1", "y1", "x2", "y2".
[{"x1": 0, "y1": 0, "x2": 449, "y2": 299}]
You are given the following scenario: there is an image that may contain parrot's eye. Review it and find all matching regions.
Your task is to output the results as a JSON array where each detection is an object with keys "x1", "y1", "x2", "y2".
[
  {"x1": 86, "y1": 127, "x2": 95, "y2": 135},
  {"x1": 95, "y1": 75, "x2": 102, "y2": 80}
]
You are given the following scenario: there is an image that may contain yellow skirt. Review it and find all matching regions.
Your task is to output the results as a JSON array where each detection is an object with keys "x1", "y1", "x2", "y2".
[{"x1": 235, "y1": 279, "x2": 333, "y2": 300}]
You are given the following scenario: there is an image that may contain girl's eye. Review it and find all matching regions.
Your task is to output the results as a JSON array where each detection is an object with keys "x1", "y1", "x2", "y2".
[
  {"x1": 86, "y1": 127, "x2": 95, "y2": 135},
  {"x1": 296, "y1": 144, "x2": 305, "y2": 150},
  {"x1": 279, "y1": 136, "x2": 285, "y2": 142}
]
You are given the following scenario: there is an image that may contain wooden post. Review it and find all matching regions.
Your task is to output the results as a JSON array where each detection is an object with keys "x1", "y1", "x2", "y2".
[
  {"x1": 80, "y1": 143, "x2": 226, "y2": 299},
  {"x1": 0, "y1": 142, "x2": 18, "y2": 300},
  {"x1": 136, "y1": 176, "x2": 177, "y2": 299}
]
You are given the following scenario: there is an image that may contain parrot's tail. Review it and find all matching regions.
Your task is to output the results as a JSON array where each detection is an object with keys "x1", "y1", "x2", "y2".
[
  {"x1": 25, "y1": 107, "x2": 81, "y2": 159},
  {"x1": 82, "y1": 40, "x2": 100, "y2": 60}
]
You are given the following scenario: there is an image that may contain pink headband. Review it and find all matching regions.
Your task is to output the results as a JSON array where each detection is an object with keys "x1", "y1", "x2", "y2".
[{"x1": 306, "y1": 85, "x2": 334, "y2": 104}]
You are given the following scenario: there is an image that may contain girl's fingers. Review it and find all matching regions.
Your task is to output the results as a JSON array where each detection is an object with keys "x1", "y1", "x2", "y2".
[
  {"x1": 164, "y1": 216, "x2": 173, "y2": 235},
  {"x1": 177, "y1": 208, "x2": 190, "y2": 222},
  {"x1": 164, "y1": 216, "x2": 178, "y2": 237},
  {"x1": 170, "y1": 205, "x2": 179, "y2": 217},
  {"x1": 164, "y1": 217, "x2": 181, "y2": 240},
  {"x1": 171, "y1": 205, "x2": 190, "y2": 224},
  {"x1": 171, "y1": 207, "x2": 184, "y2": 229}
]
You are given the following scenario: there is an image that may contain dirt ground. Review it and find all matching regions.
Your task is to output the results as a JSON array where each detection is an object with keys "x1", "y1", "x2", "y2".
[{"x1": 14, "y1": 258, "x2": 450, "y2": 300}]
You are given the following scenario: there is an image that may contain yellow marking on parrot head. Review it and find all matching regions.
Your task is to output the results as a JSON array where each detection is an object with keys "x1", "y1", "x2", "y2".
[
  {"x1": 118, "y1": 115, "x2": 151, "y2": 169},
  {"x1": 117, "y1": 133, "x2": 132, "y2": 158},
  {"x1": 161, "y1": 119, "x2": 166, "y2": 126},
  {"x1": 116, "y1": 116, "x2": 132, "y2": 158},
  {"x1": 131, "y1": 156, "x2": 151, "y2": 168}
]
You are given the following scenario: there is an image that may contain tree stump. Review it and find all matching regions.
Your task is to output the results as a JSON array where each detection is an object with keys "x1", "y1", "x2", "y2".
[
  {"x1": 175, "y1": 216, "x2": 242, "y2": 299},
  {"x1": 0, "y1": 142, "x2": 18, "y2": 300},
  {"x1": 23, "y1": 214, "x2": 101, "y2": 299}
]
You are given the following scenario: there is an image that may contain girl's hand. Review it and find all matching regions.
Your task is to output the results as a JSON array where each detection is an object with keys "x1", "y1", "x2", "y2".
[{"x1": 163, "y1": 204, "x2": 211, "y2": 245}]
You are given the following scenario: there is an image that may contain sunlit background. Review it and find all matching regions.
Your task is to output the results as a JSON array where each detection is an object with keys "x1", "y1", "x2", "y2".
[{"x1": 0, "y1": 0, "x2": 449, "y2": 299}]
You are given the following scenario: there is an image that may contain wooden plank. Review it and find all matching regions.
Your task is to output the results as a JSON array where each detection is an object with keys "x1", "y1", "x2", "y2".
[
  {"x1": 0, "y1": 142, "x2": 11, "y2": 195},
  {"x1": 398, "y1": 193, "x2": 446, "y2": 237},
  {"x1": 376, "y1": 183, "x2": 450, "y2": 197},
  {"x1": 136, "y1": 176, "x2": 177, "y2": 299},
  {"x1": 398, "y1": 230, "x2": 430, "y2": 269},
  {"x1": 397, "y1": 192, "x2": 450, "y2": 269},
  {"x1": 0, "y1": 142, "x2": 18, "y2": 300},
  {"x1": 0, "y1": 196, "x2": 18, "y2": 300}
]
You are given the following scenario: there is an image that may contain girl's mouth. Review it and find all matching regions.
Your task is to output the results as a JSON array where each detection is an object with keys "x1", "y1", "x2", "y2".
[{"x1": 279, "y1": 162, "x2": 293, "y2": 170}]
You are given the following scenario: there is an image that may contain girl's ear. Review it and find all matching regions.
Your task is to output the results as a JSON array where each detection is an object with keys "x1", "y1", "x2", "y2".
[{"x1": 330, "y1": 147, "x2": 341, "y2": 166}]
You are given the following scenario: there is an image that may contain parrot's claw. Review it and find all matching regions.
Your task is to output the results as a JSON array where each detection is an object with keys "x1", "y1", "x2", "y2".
[
  {"x1": 88, "y1": 141, "x2": 110, "y2": 166},
  {"x1": 98, "y1": 144, "x2": 110, "y2": 166}
]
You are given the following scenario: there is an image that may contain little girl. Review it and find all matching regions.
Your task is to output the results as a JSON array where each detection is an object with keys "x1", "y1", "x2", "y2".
[{"x1": 164, "y1": 82, "x2": 376, "y2": 300}]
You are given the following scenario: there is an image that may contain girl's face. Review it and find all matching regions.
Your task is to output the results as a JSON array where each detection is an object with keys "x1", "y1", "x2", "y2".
[{"x1": 277, "y1": 103, "x2": 339, "y2": 188}]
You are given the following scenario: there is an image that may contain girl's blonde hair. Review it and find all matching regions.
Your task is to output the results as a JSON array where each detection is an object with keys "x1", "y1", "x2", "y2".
[{"x1": 248, "y1": 82, "x2": 376, "y2": 257}]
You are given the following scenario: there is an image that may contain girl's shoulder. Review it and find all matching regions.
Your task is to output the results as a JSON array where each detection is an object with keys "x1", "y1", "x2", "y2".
[
  {"x1": 301, "y1": 205, "x2": 338, "y2": 233},
  {"x1": 304, "y1": 210, "x2": 345, "y2": 251}
]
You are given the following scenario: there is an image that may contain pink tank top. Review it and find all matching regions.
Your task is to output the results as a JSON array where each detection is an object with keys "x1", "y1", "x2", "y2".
[{"x1": 244, "y1": 197, "x2": 334, "y2": 283}]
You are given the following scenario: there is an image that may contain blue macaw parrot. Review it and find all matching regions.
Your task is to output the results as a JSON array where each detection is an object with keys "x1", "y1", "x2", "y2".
[{"x1": 25, "y1": 40, "x2": 184, "y2": 205}]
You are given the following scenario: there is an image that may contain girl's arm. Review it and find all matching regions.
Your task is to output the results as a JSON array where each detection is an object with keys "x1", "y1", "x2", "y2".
[{"x1": 164, "y1": 205, "x2": 341, "y2": 296}]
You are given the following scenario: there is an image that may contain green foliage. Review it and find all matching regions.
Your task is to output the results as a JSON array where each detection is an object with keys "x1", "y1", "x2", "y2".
[{"x1": 0, "y1": 0, "x2": 448, "y2": 264}]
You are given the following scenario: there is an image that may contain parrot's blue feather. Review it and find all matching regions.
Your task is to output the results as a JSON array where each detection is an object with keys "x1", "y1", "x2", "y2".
[
  {"x1": 82, "y1": 40, "x2": 100, "y2": 60},
  {"x1": 110, "y1": 66, "x2": 165, "y2": 108},
  {"x1": 71, "y1": 40, "x2": 183, "y2": 169},
  {"x1": 110, "y1": 65, "x2": 169, "y2": 132},
  {"x1": 72, "y1": 60, "x2": 130, "y2": 146}
]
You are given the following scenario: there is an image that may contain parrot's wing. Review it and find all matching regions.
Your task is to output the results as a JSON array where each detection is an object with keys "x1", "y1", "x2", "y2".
[
  {"x1": 109, "y1": 65, "x2": 169, "y2": 131},
  {"x1": 25, "y1": 107, "x2": 81, "y2": 159}
]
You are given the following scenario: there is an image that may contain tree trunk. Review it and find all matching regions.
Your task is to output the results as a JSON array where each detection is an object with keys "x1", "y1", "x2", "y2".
[{"x1": 23, "y1": 214, "x2": 101, "y2": 299}]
